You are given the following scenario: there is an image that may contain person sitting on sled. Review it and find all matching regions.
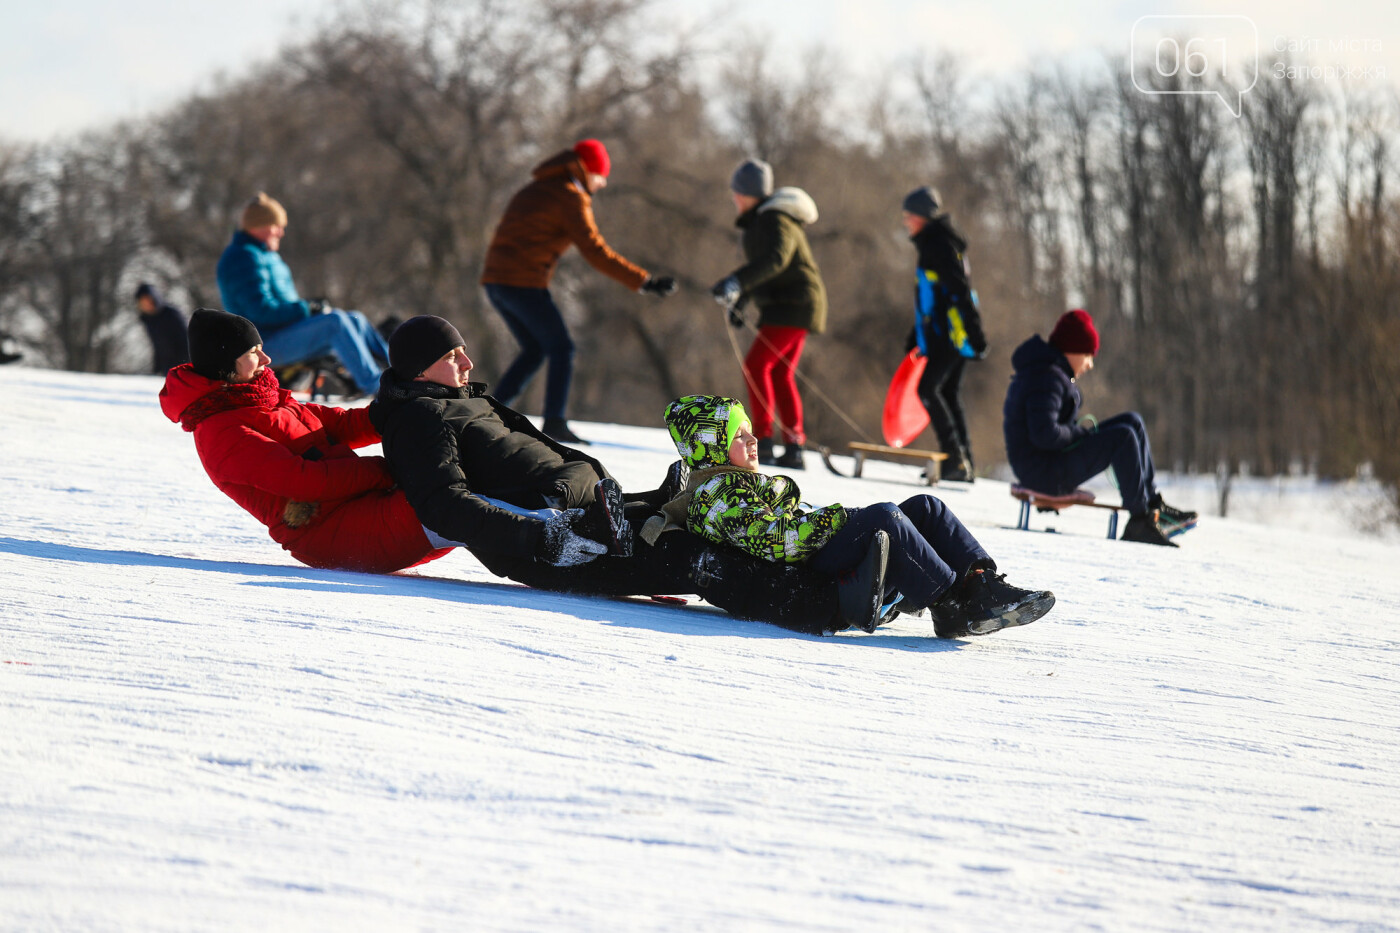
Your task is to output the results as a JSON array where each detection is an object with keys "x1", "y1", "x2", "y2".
[
  {"x1": 1002, "y1": 308, "x2": 1197, "y2": 547},
  {"x1": 654, "y1": 394, "x2": 1055, "y2": 637},
  {"x1": 368, "y1": 315, "x2": 883, "y2": 634},
  {"x1": 160, "y1": 308, "x2": 453, "y2": 574}
]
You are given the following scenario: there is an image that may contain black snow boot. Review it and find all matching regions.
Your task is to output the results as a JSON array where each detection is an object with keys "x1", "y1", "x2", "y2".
[
  {"x1": 543, "y1": 417, "x2": 590, "y2": 446},
  {"x1": 576, "y1": 478, "x2": 633, "y2": 556},
  {"x1": 1149, "y1": 493, "x2": 1197, "y2": 526},
  {"x1": 1121, "y1": 510, "x2": 1178, "y2": 547},
  {"x1": 835, "y1": 530, "x2": 889, "y2": 633},
  {"x1": 756, "y1": 437, "x2": 778, "y2": 465},
  {"x1": 940, "y1": 451, "x2": 974, "y2": 483},
  {"x1": 930, "y1": 560, "x2": 1056, "y2": 638},
  {"x1": 774, "y1": 444, "x2": 806, "y2": 470}
]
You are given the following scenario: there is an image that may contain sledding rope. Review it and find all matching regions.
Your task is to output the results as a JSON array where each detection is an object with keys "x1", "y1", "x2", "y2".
[{"x1": 720, "y1": 306, "x2": 878, "y2": 446}]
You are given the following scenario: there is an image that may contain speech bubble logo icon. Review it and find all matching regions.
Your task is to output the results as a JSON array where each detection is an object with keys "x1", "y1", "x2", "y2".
[{"x1": 1131, "y1": 15, "x2": 1259, "y2": 117}]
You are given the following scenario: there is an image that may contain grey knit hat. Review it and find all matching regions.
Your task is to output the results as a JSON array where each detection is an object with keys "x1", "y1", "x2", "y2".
[
  {"x1": 730, "y1": 159, "x2": 774, "y2": 198},
  {"x1": 901, "y1": 186, "x2": 942, "y2": 219}
]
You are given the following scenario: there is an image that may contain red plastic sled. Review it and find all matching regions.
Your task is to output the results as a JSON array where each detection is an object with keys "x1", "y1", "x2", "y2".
[{"x1": 882, "y1": 350, "x2": 929, "y2": 448}]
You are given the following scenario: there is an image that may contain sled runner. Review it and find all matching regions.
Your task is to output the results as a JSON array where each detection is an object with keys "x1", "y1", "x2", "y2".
[{"x1": 1011, "y1": 485, "x2": 1125, "y2": 539}]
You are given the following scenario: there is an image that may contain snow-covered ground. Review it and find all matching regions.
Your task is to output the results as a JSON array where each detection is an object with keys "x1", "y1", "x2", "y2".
[{"x1": 3, "y1": 365, "x2": 1399, "y2": 932}]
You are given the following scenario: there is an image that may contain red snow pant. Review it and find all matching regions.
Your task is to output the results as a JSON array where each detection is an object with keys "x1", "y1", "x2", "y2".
[
  {"x1": 743, "y1": 325, "x2": 807, "y2": 445},
  {"x1": 277, "y1": 488, "x2": 453, "y2": 574}
]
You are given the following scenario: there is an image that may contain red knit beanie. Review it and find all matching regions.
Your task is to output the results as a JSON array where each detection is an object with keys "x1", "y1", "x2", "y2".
[
  {"x1": 1049, "y1": 308, "x2": 1100, "y2": 355},
  {"x1": 573, "y1": 139, "x2": 611, "y2": 177}
]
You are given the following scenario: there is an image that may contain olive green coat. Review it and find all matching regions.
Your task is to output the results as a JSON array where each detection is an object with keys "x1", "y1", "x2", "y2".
[{"x1": 731, "y1": 191, "x2": 827, "y2": 334}]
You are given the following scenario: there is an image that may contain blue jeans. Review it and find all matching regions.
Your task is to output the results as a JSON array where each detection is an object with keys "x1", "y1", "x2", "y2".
[
  {"x1": 484, "y1": 284, "x2": 574, "y2": 420},
  {"x1": 809, "y1": 496, "x2": 990, "y2": 609},
  {"x1": 262, "y1": 310, "x2": 389, "y2": 393}
]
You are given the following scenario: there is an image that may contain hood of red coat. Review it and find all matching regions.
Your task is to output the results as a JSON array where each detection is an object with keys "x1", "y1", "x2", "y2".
[{"x1": 160, "y1": 364, "x2": 222, "y2": 423}]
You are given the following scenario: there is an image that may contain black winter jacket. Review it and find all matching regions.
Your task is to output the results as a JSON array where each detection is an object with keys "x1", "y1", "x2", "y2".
[
  {"x1": 138, "y1": 285, "x2": 190, "y2": 374},
  {"x1": 1002, "y1": 335, "x2": 1092, "y2": 474},
  {"x1": 905, "y1": 216, "x2": 986, "y2": 358},
  {"x1": 369, "y1": 374, "x2": 608, "y2": 558}
]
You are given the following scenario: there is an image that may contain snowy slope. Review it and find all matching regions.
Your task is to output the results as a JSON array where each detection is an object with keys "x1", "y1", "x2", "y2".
[{"x1": 2, "y1": 365, "x2": 1399, "y2": 932}]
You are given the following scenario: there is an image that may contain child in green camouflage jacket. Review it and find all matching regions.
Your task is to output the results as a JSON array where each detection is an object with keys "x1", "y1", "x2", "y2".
[{"x1": 655, "y1": 394, "x2": 1056, "y2": 637}]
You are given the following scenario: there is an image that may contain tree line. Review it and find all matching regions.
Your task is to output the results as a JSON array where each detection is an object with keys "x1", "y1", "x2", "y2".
[{"x1": 0, "y1": 0, "x2": 1396, "y2": 519}]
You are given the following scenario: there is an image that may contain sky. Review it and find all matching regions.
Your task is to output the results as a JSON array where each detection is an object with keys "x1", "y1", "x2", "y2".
[{"x1": 1, "y1": 0, "x2": 1398, "y2": 142}]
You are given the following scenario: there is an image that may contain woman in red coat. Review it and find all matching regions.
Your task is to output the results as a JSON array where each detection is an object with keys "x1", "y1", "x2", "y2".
[{"x1": 160, "y1": 308, "x2": 451, "y2": 574}]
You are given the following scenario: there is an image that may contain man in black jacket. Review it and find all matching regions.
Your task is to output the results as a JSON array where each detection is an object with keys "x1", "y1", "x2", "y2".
[
  {"x1": 901, "y1": 187, "x2": 987, "y2": 482},
  {"x1": 1002, "y1": 309, "x2": 1196, "y2": 546},
  {"x1": 369, "y1": 315, "x2": 886, "y2": 633},
  {"x1": 135, "y1": 283, "x2": 190, "y2": 375}
]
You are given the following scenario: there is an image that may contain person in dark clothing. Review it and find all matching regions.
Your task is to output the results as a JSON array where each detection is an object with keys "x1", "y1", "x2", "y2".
[
  {"x1": 0, "y1": 331, "x2": 21, "y2": 365},
  {"x1": 134, "y1": 283, "x2": 190, "y2": 375},
  {"x1": 901, "y1": 187, "x2": 987, "y2": 482},
  {"x1": 1002, "y1": 309, "x2": 1197, "y2": 547},
  {"x1": 710, "y1": 158, "x2": 827, "y2": 471},
  {"x1": 369, "y1": 316, "x2": 880, "y2": 634},
  {"x1": 480, "y1": 139, "x2": 677, "y2": 445}
]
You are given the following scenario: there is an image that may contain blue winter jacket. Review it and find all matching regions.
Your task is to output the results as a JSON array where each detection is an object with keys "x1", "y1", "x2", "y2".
[
  {"x1": 1002, "y1": 335, "x2": 1092, "y2": 483},
  {"x1": 215, "y1": 230, "x2": 311, "y2": 332}
]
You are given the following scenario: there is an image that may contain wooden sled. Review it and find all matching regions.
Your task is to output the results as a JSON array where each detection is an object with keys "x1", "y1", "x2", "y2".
[
  {"x1": 1011, "y1": 484, "x2": 1124, "y2": 539},
  {"x1": 845, "y1": 442, "x2": 948, "y2": 486}
]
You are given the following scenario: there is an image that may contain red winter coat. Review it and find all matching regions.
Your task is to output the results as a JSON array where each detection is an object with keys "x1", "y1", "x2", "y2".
[{"x1": 159, "y1": 365, "x2": 451, "y2": 574}]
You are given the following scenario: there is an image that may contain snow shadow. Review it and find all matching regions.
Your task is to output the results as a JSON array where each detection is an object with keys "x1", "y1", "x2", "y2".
[{"x1": 1, "y1": 536, "x2": 967, "y2": 652}]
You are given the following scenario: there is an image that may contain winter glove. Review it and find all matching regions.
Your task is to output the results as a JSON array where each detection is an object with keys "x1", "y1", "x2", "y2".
[
  {"x1": 307, "y1": 298, "x2": 329, "y2": 315},
  {"x1": 710, "y1": 275, "x2": 741, "y2": 308},
  {"x1": 536, "y1": 509, "x2": 609, "y2": 567},
  {"x1": 640, "y1": 275, "x2": 678, "y2": 297}
]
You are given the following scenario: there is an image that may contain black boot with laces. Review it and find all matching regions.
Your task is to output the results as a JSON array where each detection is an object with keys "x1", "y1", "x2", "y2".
[{"x1": 929, "y1": 560, "x2": 1056, "y2": 638}]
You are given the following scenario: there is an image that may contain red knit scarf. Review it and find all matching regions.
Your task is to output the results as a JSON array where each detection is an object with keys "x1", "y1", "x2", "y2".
[{"x1": 180, "y1": 366, "x2": 282, "y2": 432}]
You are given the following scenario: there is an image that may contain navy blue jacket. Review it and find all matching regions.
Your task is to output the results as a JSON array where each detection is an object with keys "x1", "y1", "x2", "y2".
[
  {"x1": 137, "y1": 285, "x2": 189, "y2": 374},
  {"x1": 1003, "y1": 336, "x2": 1092, "y2": 485}
]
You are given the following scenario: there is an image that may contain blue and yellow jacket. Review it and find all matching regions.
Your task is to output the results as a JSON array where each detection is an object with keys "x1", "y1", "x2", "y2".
[{"x1": 908, "y1": 216, "x2": 987, "y2": 359}]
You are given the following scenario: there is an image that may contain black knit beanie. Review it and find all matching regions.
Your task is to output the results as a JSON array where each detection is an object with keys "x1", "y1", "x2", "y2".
[
  {"x1": 901, "y1": 186, "x2": 942, "y2": 220},
  {"x1": 389, "y1": 315, "x2": 465, "y2": 379},
  {"x1": 188, "y1": 308, "x2": 261, "y2": 381}
]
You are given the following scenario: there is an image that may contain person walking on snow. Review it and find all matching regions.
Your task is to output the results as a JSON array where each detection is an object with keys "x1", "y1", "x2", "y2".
[
  {"x1": 659, "y1": 394, "x2": 1056, "y2": 638},
  {"x1": 215, "y1": 192, "x2": 392, "y2": 395},
  {"x1": 901, "y1": 186, "x2": 987, "y2": 482},
  {"x1": 159, "y1": 309, "x2": 451, "y2": 574},
  {"x1": 134, "y1": 282, "x2": 189, "y2": 375},
  {"x1": 710, "y1": 158, "x2": 826, "y2": 471},
  {"x1": 1002, "y1": 308, "x2": 1197, "y2": 547},
  {"x1": 480, "y1": 139, "x2": 678, "y2": 445}
]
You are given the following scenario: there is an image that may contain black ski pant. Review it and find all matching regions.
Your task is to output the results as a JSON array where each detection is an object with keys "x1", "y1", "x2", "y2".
[
  {"x1": 808, "y1": 496, "x2": 990, "y2": 610},
  {"x1": 476, "y1": 532, "x2": 840, "y2": 635},
  {"x1": 917, "y1": 347, "x2": 970, "y2": 460}
]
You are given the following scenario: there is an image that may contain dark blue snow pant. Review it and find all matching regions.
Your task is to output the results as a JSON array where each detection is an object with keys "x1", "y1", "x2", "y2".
[
  {"x1": 1016, "y1": 411, "x2": 1157, "y2": 514},
  {"x1": 484, "y1": 284, "x2": 575, "y2": 420},
  {"x1": 808, "y1": 496, "x2": 991, "y2": 610}
]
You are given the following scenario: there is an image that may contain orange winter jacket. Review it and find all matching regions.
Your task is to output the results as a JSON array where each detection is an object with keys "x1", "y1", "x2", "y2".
[{"x1": 480, "y1": 150, "x2": 649, "y2": 291}]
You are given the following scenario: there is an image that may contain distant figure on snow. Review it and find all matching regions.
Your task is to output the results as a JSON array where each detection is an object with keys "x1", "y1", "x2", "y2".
[
  {"x1": 901, "y1": 186, "x2": 987, "y2": 482},
  {"x1": 658, "y1": 394, "x2": 1056, "y2": 637},
  {"x1": 134, "y1": 282, "x2": 189, "y2": 375},
  {"x1": 215, "y1": 192, "x2": 391, "y2": 396},
  {"x1": 0, "y1": 331, "x2": 21, "y2": 365},
  {"x1": 480, "y1": 139, "x2": 677, "y2": 445},
  {"x1": 710, "y1": 158, "x2": 827, "y2": 472},
  {"x1": 160, "y1": 308, "x2": 450, "y2": 574},
  {"x1": 1002, "y1": 309, "x2": 1197, "y2": 547}
]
